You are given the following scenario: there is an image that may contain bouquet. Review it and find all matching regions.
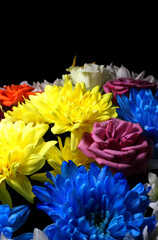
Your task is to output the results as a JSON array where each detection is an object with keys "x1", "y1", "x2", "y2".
[{"x1": 0, "y1": 58, "x2": 158, "y2": 240}]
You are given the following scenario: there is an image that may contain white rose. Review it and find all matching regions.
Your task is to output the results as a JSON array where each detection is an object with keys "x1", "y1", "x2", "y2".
[{"x1": 66, "y1": 63, "x2": 109, "y2": 90}]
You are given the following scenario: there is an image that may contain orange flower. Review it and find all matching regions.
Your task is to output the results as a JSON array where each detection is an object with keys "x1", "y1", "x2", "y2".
[{"x1": 0, "y1": 83, "x2": 38, "y2": 107}]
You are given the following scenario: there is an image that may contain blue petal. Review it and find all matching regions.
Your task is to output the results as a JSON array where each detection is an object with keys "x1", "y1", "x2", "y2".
[
  {"x1": 131, "y1": 183, "x2": 147, "y2": 195},
  {"x1": 8, "y1": 205, "x2": 30, "y2": 232},
  {"x1": 44, "y1": 182, "x2": 63, "y2": 204},
  {"x1": 129, "y1": 88, "x2": 139, "y2": 102},
  {"x1": 117, "y1": 95, "x2": 137, "y2": 123},
  {"x1": 78, "y1": 216, "x2": 89, "y2": 233},
  {"x1": 0, "y1": 205, "x2": 10, "y2": 227},
  {"x1": 61, "y1": 160, "x2": 78, "y2": 179},
  {"x1": 1, "y1": 227, "x2": 13, "y2": 239},
  {"x1": 32, "y1": 186, "x2": 51, "y2": 203},
  {"x1": 46, "y1": 171, "x2": 56, "y2": 183},
  {"x1": 141, "y1": 215, "x2": 156, "y2": 232},
  {"x1": 129, "y1": 213, "x2": 144, "y2": 227},
  {"x1": 97, "y1": 166, "x2": 113, "y2": 181},
  {"x1": 89, "y1": 162, "x2": 101, "y2": 178},
  {"x1": 124, "y1": 191, "x2": 140, "y2": 213},
  {"x1": 78, "y1": 183, "x2": 91, "y2": 204},
  {"x1": 129, "y1": 226, "x2": 141, "y2": 237}
]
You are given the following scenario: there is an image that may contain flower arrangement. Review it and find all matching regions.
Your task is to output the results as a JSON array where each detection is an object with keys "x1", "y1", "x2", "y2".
[{"x1": 0, "y1": 59, "x2": 158, "y2": 239}]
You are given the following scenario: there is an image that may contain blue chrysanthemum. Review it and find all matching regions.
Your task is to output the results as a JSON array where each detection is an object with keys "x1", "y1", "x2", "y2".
[
  {"x1": 0, "y1": 204, "x2": 30, "y2": 239},
  {"x1": 117, "y1": 88, "x2": 158, "y2": 144},
  {"x1": 32, "y1": 161, "x2": 156, "y2": 240}
]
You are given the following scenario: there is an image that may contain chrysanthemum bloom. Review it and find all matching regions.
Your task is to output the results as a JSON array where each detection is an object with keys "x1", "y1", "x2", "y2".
[
  {"x1": 103, "y1": 78, "x2": 157, "y2": 105},
  {"x1": 0, "y1": 120, "x2": 56, "y2": 206},
  {"x1": 32, "y1": 161, "x2": 156, "y2": 240},
  {"x1": 5, "y1": 76, "x2": 117, "y2": 150},
  {"x1": 0, "y1": 83, "x2": 38, "y2": 108},
  {"x1": 0, "y1": 204, "x2": 30, "y2": 240},
  {"x1": 31, "y1": 76, "x2": 118, "y2": 150},
  {"x1": 117, "y1": 88, "x2": 158, "y2": 144},
  {"x1": 78, "y1": 118, "x2": 153, "y2": 176},
  {"x1": 31, "y1": 136, "x2": 94, "y2": 182}
]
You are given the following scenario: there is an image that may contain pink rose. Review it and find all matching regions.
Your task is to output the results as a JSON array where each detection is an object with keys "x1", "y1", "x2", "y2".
[
  {"x1": 103, "y1": 78, "x2": 157, "y2": 105},
  {"x1": 78, "y1": 118, "x2": 153, "y2": 175}
]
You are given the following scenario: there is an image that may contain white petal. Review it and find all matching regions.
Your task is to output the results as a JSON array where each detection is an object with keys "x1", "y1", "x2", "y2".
[
  {"x1": 135, "y1": 71, "x2": 146, "y2": 80},
  {"x1": 142, "y1": 226, "x2": 149, "y2": 240},
  {"x1": 144, "y1": 75, "x2": 156, "y2": 83},
  {"x1": 32, "y1": 228, "x2": 48, "y2": 240},
  {"x1": 116, "y1": 65, "x2": 131, "y2": 78},
  {"x1": 148, "y1": 172, "x2": 158, "y2": 185}
]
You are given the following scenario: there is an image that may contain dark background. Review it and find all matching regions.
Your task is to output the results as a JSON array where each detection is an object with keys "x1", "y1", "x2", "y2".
[
  {"x1": 1, "y1": 3, "x2": 158, "y2": 238},
  {"x1": 1, "y1": 4, "x2": 158, "y2": 86}
]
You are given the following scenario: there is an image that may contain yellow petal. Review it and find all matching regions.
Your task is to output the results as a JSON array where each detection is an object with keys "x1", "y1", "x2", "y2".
[
  {"x1": 32, "y1": 140, "x2": 57, "y2": 155},
  {"x1": 102, "y1": 92, "x2": 113, "y2": 102},
  {"x1": 45, "y1": 145, "x2": 62, "y2": 160},
  {"x1": 0, "y1": 181, "x2": 12, "y2": 207},
  {"x1": 57, "y1": 137, "x2": 63, "y2": 151},
  {"x1": 91, "y1": 85, "x2": 100, "y2": 93},
  {"x1": 18, "y1": 154, "x2": 46, "y2": 175},
  {"x1": 6, "y1": 174, "x2": 35, "y2": 203},
  {"x1": 51, "y1": 124, "x2": 71, "y2": 134},
  {"x1": 22, "y1": 123, "x2": 49, "y2": 146},
  {"x1": 30, "y1": 170, "x2": 55, "y2": 182},
  {"x1": 71, "y1": 130, "x2": 83, "y2": 152},
  {"x1": 47, "y1": 159, "x2": 63, "y2": 174}
]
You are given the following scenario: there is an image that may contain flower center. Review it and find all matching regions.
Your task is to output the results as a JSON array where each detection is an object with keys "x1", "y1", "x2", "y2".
[{"x1": 88, "y1": 210, "x2": 110, "y2": 235}]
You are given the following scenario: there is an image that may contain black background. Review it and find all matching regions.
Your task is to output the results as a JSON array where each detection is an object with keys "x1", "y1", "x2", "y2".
[
  {"x1": 1, "y1": 3, "x2": 158, "y2": 85},
  {"x1": 1, "y1": 3, "x2": 158, "y2": 238}
]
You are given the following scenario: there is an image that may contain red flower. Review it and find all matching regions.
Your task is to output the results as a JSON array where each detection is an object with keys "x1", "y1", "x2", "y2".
[
  {"x1": 78, "y1": 118, "x2": 153, "y2": 175},
  {"x1": 0, "y1": 84, "x2": 38, "y2": 107},
  {"x1": 103, "y1": 78, "x2": 157, "y2": 105}
]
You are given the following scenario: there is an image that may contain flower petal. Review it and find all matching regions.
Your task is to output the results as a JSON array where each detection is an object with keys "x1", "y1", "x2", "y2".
[
  {"x1": 0, "y1": 181, "x2": 12, "y2": 207},
  {"x1": 6, "y1": 174, "x2": 35, "y2": 203}
]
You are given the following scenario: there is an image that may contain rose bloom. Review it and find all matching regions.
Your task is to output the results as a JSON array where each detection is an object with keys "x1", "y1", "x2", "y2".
[
  {"x1": 0, "y1": 83, "x2": 38, "y2": 108},
  {"x1": 66, "y1": 62, "x2": 109, "y2": 90},
  {"x1": 103, "y1": 78, "x2": 157, "y2": 105},
  {"x1": 78, "y1": 118, "x2": 153, "y2": 175}
]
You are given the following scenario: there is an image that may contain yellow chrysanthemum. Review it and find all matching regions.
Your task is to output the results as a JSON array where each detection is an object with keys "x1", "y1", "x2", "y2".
[
  {"x1": 4, "y1": 76, "x2": 118, "y2": 150},
  {"x1": 31, "y1": 136, "x2": 94, "y2": 182},
  {"x1": 0, "y1": 120, "x2": 56, "y2": 207},
  {"x1": 4, "y1": 99, "x2": 45, "y2": 124}
]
